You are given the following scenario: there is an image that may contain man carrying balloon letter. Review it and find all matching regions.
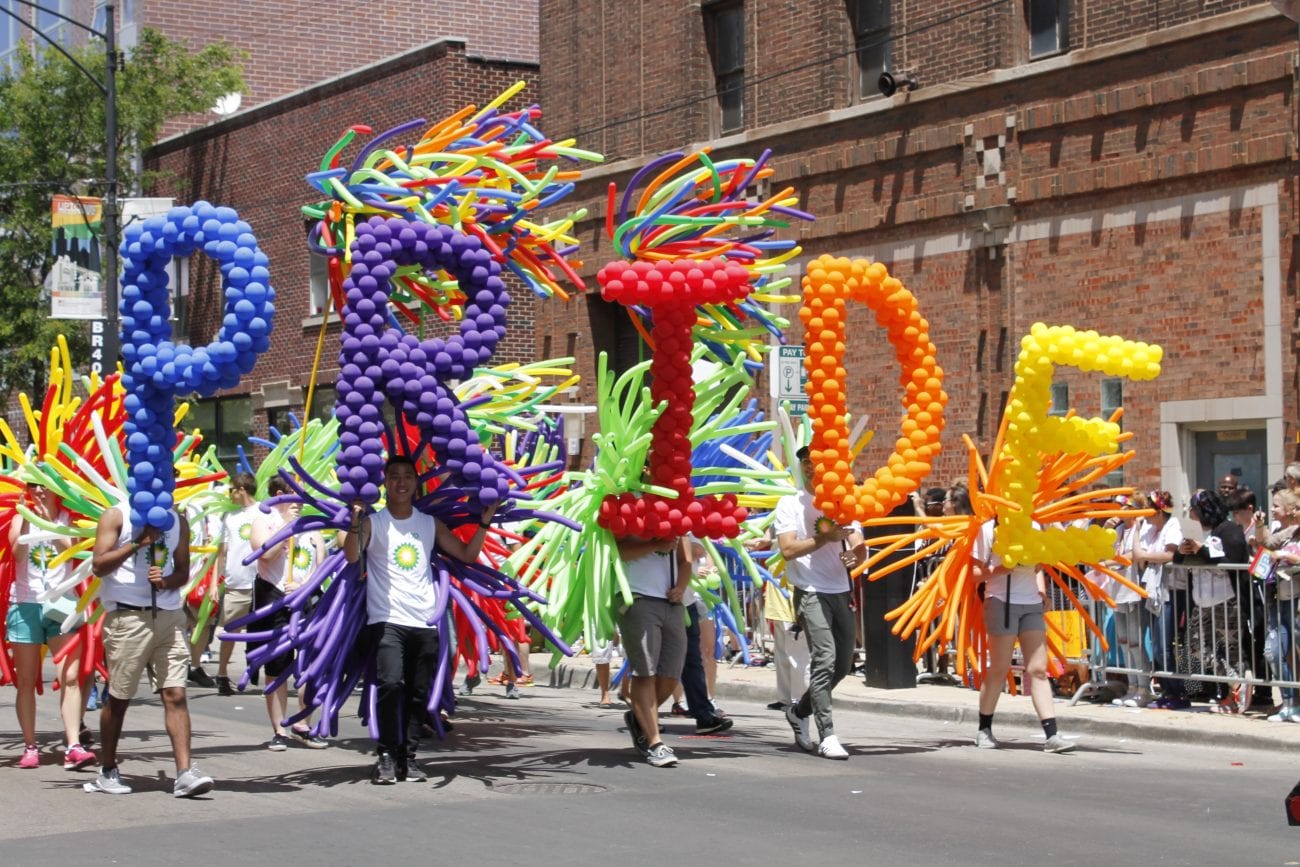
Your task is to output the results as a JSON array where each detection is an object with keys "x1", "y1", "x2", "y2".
[
  {"x1": 87, "y1": 504, "x2": 215, "y2": 797},
  {"x1": 345, "y1": 455, "x2": 497, "y2": 784},
  {"x1": 775, "y1": 447, "x2": 866, "y2": 760}
]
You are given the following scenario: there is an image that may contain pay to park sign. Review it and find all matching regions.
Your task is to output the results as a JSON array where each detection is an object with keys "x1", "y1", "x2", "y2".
[{"x1": 773, "y1": 344, "x2": 807, "y2": 415}]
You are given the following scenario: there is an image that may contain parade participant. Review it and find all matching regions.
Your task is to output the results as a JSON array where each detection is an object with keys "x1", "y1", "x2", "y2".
[
  {"x1": 676, "y1": 536, "x2": 733, "y2": 734},
  {"x1": 615, "y1": 531, "x2": 691, "y2": 768},
  {"x1": 249, "y1": 477, "x2": 317, "y2": 750},
  {"x1": 775, "y1": 447, "x2": 866, "y2": 760},
  {"x1": 6, "y1": 481, "x2": 95, "y2": 771},
  {"x1": 215, "y1": 473, "x2": 259, "y2": 695},
  {"x1": 344, "y1": 455, "x2": 496, "y2": 784},
  {"x1": 87, "y1": 504, "x2": 214, "y2": 796},
  {"x1": 971, "y1": 517, "x2": 1075, "y2": 753}
]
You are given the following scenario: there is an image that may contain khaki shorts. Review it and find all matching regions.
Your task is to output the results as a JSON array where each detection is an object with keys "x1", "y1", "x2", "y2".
[
  {"x1": 103, "y1": 608, "x2": 190, "y2": 700},
  {"x1": 221, "y1": 587, "x2": 254, "y2": 627},
  {"x1": 617, "y1": 596, "x2": 686, "y2": 679}
]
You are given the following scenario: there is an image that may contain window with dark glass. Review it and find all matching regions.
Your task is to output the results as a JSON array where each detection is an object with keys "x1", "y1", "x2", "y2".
[
  {"x1": 586, "y1": 294, "x2": 645, "y2": 380},
  {"x1": 1028, "y1": 0, "x2": 1068, "y2": 58},
  {"x1": 848, "y1": 0, "x2": 890, "y2": 100},
  {"x1": 705, "y1": 1, "x2": 744, "y2": 133},
  {"x1": 191, "y1": 396, "x2": 252, "y2": 472}
]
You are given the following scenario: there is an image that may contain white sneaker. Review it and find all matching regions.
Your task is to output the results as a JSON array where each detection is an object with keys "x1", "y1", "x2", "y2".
[
  {"x1": 84, "y1": 766, "x2": 132, "y2": 795},
  {"x1": 817, "y1": 734, "x2": 849, "y2": 760},
  {"x1": 1043, "y1": 734, "x2": 1077, "y2": 754},
  {"x1": 785, "y1": 706, "x2": 815, "y2": 752},
  {"x1": 1267, "y1": 705, "x2": 1298, "y2": 723},
  {"x1": 974, "y1": 728, "x2": 999, "y2": 749},
  {"x1": 174, "y1": 765, "x2": 215, "y2": 798}
]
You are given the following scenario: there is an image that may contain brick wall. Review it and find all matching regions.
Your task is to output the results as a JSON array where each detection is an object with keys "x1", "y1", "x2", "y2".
[
  {"x1": 145, "y1": 41, "x2": 542, "y2": 446},
  {"x1": 144, "y1": 0, "x2": 539, "y2": 136}
]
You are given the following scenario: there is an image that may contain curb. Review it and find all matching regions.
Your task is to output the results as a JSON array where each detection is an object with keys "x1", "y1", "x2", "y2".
[{"x1": 542, "y1": 661, "x2": 1300, "y2": 755}]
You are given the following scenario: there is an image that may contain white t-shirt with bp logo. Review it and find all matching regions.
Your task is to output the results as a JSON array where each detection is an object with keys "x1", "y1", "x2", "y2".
[
  {"x1": 12, "y1": 510, "x2": 71, "y2": 604},
  {"x1": 221, "y1": 505, "x2": 259, "y2": 590},
  {"x1": 363, "y1": 510, "x2": 440, "y2": 628}
]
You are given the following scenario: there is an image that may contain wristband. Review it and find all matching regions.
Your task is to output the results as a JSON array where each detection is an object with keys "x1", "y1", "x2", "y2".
[{"x1": 478, "y1": 521, "x2": 491, "y2": 529}]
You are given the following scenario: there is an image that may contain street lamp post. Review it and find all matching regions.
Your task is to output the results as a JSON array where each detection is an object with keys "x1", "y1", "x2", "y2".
[{"x1": 3, "y1": 0, "x2": 120, "y2": 372}]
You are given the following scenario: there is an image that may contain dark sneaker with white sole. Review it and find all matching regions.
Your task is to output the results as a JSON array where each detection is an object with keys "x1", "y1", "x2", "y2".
[{"x1": 695, "y1": 716, "x2": 734, "y2": 735}]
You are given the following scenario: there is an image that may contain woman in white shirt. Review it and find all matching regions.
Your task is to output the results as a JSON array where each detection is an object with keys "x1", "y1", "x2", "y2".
[{"x1": 971, "y1": 519, "x2": 1075, "y2": 753}]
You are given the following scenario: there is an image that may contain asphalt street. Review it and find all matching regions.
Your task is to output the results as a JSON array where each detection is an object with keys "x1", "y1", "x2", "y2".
[{"x1": 0, "y1": 682, "x2": 1296, "y2": 866}]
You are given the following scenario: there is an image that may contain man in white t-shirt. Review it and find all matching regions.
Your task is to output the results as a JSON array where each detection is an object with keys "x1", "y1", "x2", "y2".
[
  {"x1": 215, "y1": 473, "x2": 259, "y2": 696},
  {"x1": 88, "y1": 504, "x2": 214, "y2": 797},
  {"x1": 774, "y1": 447, "x2": 865, "y2": 760},
  {"x1": 344, "y1": 455, "x2": 496, "y2": 784}
]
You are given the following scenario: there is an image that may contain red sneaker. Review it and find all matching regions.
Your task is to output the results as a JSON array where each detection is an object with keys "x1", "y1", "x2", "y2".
[{"x1": 18, "y1": 745, "x2": 39, "y2": 769}]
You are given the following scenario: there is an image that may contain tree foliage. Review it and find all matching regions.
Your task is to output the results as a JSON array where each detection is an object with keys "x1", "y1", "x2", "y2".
[{"x1": 0, "y1": 27, "x2": 243, "y2": 401}]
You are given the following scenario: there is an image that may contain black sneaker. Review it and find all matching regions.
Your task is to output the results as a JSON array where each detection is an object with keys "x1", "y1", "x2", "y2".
[
  {"x1": 696, "y1": 716, "x2": 734, "y2": 735},
  {"x1": 187, "y1": 666, "x2": 216, "y2": 688},
  {"x1": 215, "y1": 676, "x2": 234, "y2": 696},
  {"x1": 78, "y1": 723, "x2": 95, "y2": 748},
  {"x1": 766, "y1": 701, "x2": 787, "y2": 711},
  {"x1": 267, "y1": 734, "x2": 288, "y2": 751},
  {"x1": 624, "y1": 710, "x2": 650, "y2": 756},
  {"x1": 372, "y1": 752, "x2": 397, "y2": 785},
  {"x1": 398, "y1": 761, "x2": 427, "y2": 783}
]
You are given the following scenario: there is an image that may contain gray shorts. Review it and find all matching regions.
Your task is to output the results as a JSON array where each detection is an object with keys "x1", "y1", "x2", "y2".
[
  {"x1": 616, "y1": 596, "x2": 686, "y2": 679},
  {"x1": 983, "y1": 598, "x2": 1046, "y2": 636}
]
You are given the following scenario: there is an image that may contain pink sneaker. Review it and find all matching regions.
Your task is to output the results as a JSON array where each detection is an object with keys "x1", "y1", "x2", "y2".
[
  {"x1": 18, "y1": 745, "x2": 39, "y2": 769},
  {"x1": 64, "y1": 744, "x2": 97, "y2": 771}
]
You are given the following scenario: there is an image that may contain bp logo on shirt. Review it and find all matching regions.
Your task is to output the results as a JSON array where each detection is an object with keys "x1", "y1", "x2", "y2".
[
  {"x1": 293, "y1": 545, "x2": 314, "y2": 572},
  {"x1": 28, "y1": 543, "x2": 56, "y2": 573},
  {"x1": 238, "y1": 523, "x2": 252, "y2": 541},
  {"x1": 391, "y1": 541, "x2": 421, "y2": 573}
]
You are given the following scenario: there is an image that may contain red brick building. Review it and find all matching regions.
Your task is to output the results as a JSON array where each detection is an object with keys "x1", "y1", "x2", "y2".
[{"x1": 534, "y1": 0, "x2": 1300, "y2": 508}]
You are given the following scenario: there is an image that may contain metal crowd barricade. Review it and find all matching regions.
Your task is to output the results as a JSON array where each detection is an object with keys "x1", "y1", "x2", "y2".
[{"x1": 1069, "y1": 562, "x2": 1300, "y2": 706}]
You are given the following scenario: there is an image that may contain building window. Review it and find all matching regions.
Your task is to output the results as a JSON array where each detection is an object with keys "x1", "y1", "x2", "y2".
[
  {"x1": 1101, "y1": 378, "x2": 1124, "y2": 485},
  {"x1": 309, "y1": 251, "x2": 329, "y2": 316},
  {"x1": 1049, "y1": 382, "x2": 1069, "y2": 417},
  {"x1": 587, "y1": 295, "x2": 645, "y2": 380},
  {"x1": 1, "y1": 0, "x2": 22, "y2": 73},
  {"x1": 1027, "y1": 0, "x2": 1068, "y2": 59},
  {"x1": 36, "y1": 0, "x2": 68, "y2": 49},
  {"x1": 307, "y1": 384, "x2": 336, "y2": 424},
  {"x1": 704, "y1": 1, "x2": 744, "y2": 133},
  {"x1": 848, "y1": 0, "x2": 891, "y2": 100},
  {"x1": 266, "y1": 405, "x2": 294, "y2": 439},
  {"x1": 189, "y1": 396, "x2": 252, "y2": 471}
]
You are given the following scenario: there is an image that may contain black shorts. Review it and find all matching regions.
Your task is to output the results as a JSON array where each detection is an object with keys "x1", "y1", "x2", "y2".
[{"x1": 250, "y1": 578, "x2": 294, "y2": 678}]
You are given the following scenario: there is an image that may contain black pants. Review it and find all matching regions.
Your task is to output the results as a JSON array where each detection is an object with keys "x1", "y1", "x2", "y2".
[
  {"x1": 681, "y1": 602, "x2": 712, "y2": 724},
  {"x1": 370, "y1": 622, "x2": 439, "y2": 762}
]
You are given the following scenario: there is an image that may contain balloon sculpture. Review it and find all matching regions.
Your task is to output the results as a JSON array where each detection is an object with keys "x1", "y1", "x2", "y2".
[
  {"x1": 119, "y1": 201, "x2": 274, "y2": 531},
  {"x1": 222, "y1": 87, "x2": 602, "y2": 738},
  {"x1": 595, "y1": 149, "x2": 812, "y2": 540},
  {"x1": 850, "y1": 324, "x2": 1162, "y2": 687},
  {"x1": 800, "y1": 255, "x2": 946, "y2": 523}
]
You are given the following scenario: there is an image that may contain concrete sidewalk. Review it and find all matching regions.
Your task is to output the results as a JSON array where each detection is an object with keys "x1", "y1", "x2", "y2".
[{"x1": 538, "y1": 654, "x2": 1300, "y2": 754}]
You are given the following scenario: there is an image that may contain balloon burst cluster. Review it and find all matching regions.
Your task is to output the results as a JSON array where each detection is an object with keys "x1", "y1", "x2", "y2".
[
  {"x1": 603, "y1": 148, "x2": 812, "y2": 366},
  {"x1": 119, "y1": 202, "x2": 274, "y2": 530},
  {"x1": 303, "y1": 81, "x2": 603, "y2": 320},
  {"x1": 800, "y1": 255, "x2": 946, "y2": 524}
]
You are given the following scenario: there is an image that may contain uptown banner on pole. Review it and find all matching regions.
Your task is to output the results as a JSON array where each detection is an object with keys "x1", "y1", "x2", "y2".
[{"x1": 47, "y1": 194, "x2": 104, "y2": 320}]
